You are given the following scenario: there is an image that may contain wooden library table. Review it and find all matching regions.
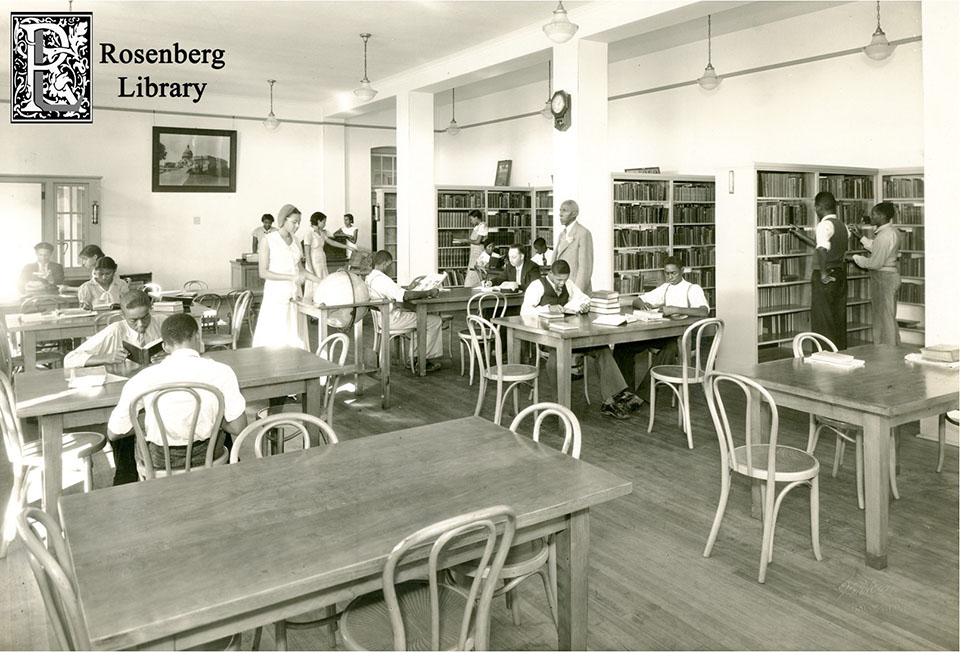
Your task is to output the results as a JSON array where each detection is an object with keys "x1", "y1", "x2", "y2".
[
  {"x1": 494, "y1": 312, "x2": 692, "y2": 408},
  {"x1": 14, "y1": 346, "x2": 342, "y2": 523},
  {"x1": 0, "y1": 293, "x2": 78, "y2": 317},
  {"x1": 737, "y1": 344, "x2": 959, "y2": 569},
  {"x1": 405, "y1": 287, "x2": 525, "y2": 376},
  {"x1": 5, "y1": 311, "x2": 97, "y2": 373},
  {"x1": 58, "y1": 416, "x2": 632, "y2": 650}
]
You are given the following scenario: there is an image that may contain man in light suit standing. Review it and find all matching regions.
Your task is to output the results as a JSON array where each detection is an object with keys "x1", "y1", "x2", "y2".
[{"x1": 554, "y1": 199, "x2": 594, "y2": 294}]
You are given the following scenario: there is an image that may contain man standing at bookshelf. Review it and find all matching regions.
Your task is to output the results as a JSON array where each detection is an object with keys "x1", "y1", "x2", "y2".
[
  {"x1": 789, "y1": 191, "x2": 848, "y2": 349},
  {"x1": 850, "y1": 201, "x2": 901, "y2": 345},
  {"x1": 555, "y1": 200, "x2": 594, "y2": 294}
]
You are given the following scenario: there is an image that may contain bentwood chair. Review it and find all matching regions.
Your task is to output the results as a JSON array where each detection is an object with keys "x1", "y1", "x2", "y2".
[
  {"x1": 193, "y1": 293, "x2": 224, "y2": 334},
  {"x1": 648, "y1": 317, "x2": 723, "y2": 449},
  {"x1": 458, "y1": 292, "x2": 507, "y2": 385},
  {"x1": 370, "y1": 309, "x2": 416, "y2": 374},
  {"x1": 792, "y1": 332, "x2": 899, "y2": 508},
  {"x1": 702, "y1": 371, "x2": 822, "y2": 583},
  {"x1": 316, "y1": 333, "x2": 349, "y2": 425},
  {"x1": 183, "y1": 280, "x2": 209, "y2": 292},
  {"x1": 227, "y1": 289, "x2": 256, "y2": 338},
  {"x1": 0, "y1": 316, "x2": 64, "y2": 375},
  {"x1": 338, "y1": 506, "x2": 517, "y2": 651},
  {"x1": 20, "y1": 295, "x2": 66, "y2": 314},
  {"x1": 0, "y1": 372, "x2": 105, "y2": 559},
  {"x1": 142, "y1": 282, "x2": 163, "y2": 301},
  {"x1": 93, "y1": 310, "x2": 123, "y2": 332},
  {"x1": 203, "y1": 291, "x2": 252, "y2": 351},
  {"x1": 467, "y1": 315, "x2": 539, "y2": 425},
  {"x1": 18, "y1": 508, "x2": 243, "y2": 651},
  {"x1": 128, "y1": 382, "x2": 230, "y2": 480}
]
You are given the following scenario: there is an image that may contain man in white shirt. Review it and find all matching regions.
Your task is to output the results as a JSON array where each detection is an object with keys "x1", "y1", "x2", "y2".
[
  {"x1": 491, "y1": 243, "x2": 541, "y2": 292},
  {"x1": 531, "y1": 237, "x2": 554, "y2": 267},
  {"x1": 613, "y1": 257, "x2": 709, "y2": 398},
  {"x1": 107, "y1": 313, "x2": 248, "y2": 479},
  {"x1": 65, "y1": 289, "x2": 164, "y2": 368},
  {"x1": 77, "y1": 256, "x2": 128, "y2": 309},
  {"x1": 850, "y1": 201, "x2": 901, "y2": 345},
  {"x1": 365, "y1": 250, "x2": 444, "y2": 372},
  {"x1": 251, "y1": 213, "x2": 276, "y2": 253},
  {"x1": 522, "y1": 260, "x2": 643, "y2": 420}
]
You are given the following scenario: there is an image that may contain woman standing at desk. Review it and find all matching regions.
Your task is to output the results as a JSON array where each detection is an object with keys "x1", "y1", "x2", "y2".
[
  {"x1": 303, "y1": 211, "x2": 357, "y2": 300},
  {"x1": 462, "y1": 209, "x2": 488, "y2": 288},
  {"x1": 253, "y1": 204, "x2": 320, "y2": 350}
]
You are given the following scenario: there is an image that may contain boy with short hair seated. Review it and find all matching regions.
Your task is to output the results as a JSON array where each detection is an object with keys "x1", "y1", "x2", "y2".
[
  {"x1": 107, "y1": 313, "x2": 248, "y2": 476},
  {"x1": 77, "y1": 256, "x2": 128, "y2": 309},
  {"x1": 64, "y1": 289, "x2": 163, "y2": 368}
]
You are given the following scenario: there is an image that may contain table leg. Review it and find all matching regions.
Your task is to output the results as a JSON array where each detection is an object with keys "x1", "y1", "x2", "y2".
[
  {"x1": 302, "y1": 378, "x2": 323, "y2": 446},
  {"x1": 505, "y1": 329, "x2": 518, "y2": 365},
  {"x1": 380, "y1": 307, "x2": 391, "y2": 409},
  {"x1": 556, "y1": 341, "x2": 573, "y2": 410},
  {"x1": 352, "y1": 320, "x2": 365, "y2": 398},
  {"x1": 417, "y1": 304, "x2": 428, "y2": 376},
  {"x1": 862, "y1": 414, "x2": 890, "y2": 569},
  {"x1": 40, "y1": 414, "x2": 64, "y2": 523},
  {"x1": 748, "y1": 387, "x2": 770, "y2": 519},
  {"x1": 555, "y1": 508, "x2": 589, "y2": 651},
  {"x1": 23, "y1": 331, "x2": 38, "y2": 372}
]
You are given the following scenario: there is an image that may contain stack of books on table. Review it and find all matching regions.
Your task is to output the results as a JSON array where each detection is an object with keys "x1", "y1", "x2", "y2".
[
  {"x1": 805, "y1": 351, "x2": 865, "y2": 369},
  {"x1": 920, "y1": 345, "x2": 959, "y2": 363},
  {"x1": 153, "y1": 301, "x2": 184, "y2": 314},
  {"x1": 548, "y1": 318, "x2": 581, "y2": 332},
  {"x1": 590, "y1": 291, "x2": 620, "y2": 315}
]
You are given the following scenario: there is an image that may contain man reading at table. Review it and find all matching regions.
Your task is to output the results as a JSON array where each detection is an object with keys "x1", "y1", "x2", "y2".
[
  {"x1": 612, "y1": 256, "x2": 709, "y2": 400},
  {"x1": 107, "y1": 313, "x2": 248, "y2": 480},
  {"x1": 490, "y1": 243, "x2": 541, "y2": 292},
  {"x1": 521, "y1": 260, "x2": 643, "y2": 420},
  {"x1": 18, "y1": 241, "x2": 64, "y2": 294},
  {"x1": 64, "y1": 289, "x2": 163, "y2": 368},
  {"x1": 365, "y1": 250, "x2": 444, "y2": 373}
]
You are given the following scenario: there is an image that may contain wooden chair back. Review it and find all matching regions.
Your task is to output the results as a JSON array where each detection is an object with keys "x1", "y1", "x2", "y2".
[
  {"x1": 20, "y1": 295, "x2": 62, "y2": 314},
  {"x1": 0, "y1": 372, "x2": 25, "y2": 467},
  {"x1": 466, "y1": 291, "x2": 507, "y2": 321},
  {"x1": 791, "y1": 332, "x2": 837, "y2": 358},
  {"x1": 142, "y1": 283, "x2": 163, "y2": 301},
  {"x1": 127, "y1": 381, "x2": 226, "y2": 479},
  {"x1": 17, "y1": 507, "x2": 92, "y2": 651},
  {"x1": 230, "y1": 412, "x2": 337, "y2": 463},
  {"x1": 193, "y1": 293, "x2": 223, "y2": 333},
  {"x1": 381, "y1": 505, "x2": 516, "y2": 651},
  {"x1": 466, "y1": 314, "x2": 504, "y2": 380},
  {"x1": 93, "y1": 310, "x2": 123, "y2": 332},
  {"x1": 0, "y1": 319, "x2": 15, "y2": 377},
  {"x1": 228, "y1": 291, "x2": 253, "y2": 347},
  {"x1": 678, "y1": 317, "x2": 724, "y2": 383},
  {"x1": 183, "y1": 280, "x2": 208, "y2": 292},
  {"x1": 509, "y1": 402, "x2": 582, "y2": 459},
  {"x1": 317, "y1": 332, "x2": 348, "y2": 422}
]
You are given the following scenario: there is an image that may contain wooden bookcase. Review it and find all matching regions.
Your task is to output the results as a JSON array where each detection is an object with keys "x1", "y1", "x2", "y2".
[
  {"x1": 717, "y1": 164, "x2": 878, "y2": 366},
  {"x1": 373, "y1": 188, "x2": 397, "y2": 280},
  {"x1": 611, "y1": 174, "x2": 716, "y2": 312},
  {"x1": 880, "y1": 168, "x2": 924, "y2": 344},
  {"x1": 535, "y1": 187, "x2": 554, "y2": 247}
]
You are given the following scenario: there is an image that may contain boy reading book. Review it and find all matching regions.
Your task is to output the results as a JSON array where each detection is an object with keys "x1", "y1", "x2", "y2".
[{"x1": 65, "y1": 289, "x2": 164, "y2": 368}]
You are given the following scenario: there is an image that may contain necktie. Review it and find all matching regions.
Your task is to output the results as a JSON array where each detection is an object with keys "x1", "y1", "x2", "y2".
[
  {"x1": 559, "y1": 228, "x2": 567, "y2": 244},
  {"x1": 137, "y1": 331, "x2": 147, "y2": 347}
]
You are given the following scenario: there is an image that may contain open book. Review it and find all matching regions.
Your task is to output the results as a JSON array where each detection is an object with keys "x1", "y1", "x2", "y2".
[
  {"x1": 408, "y1": 274, "x2": 447, "y2": 292},
  {"x1": 123, "y1": 338, "x2": 164, "y2": 365}
]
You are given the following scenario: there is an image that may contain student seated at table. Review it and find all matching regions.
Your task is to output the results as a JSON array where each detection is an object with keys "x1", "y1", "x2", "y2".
[
  {"x1": 18, "y1": 242, "x2": 64, "y2": 294},
  {"x1": 364, "y1": 250, "x2": 444, "y2": 373},
  {"x1": 612, "y1": 256, "x2": 709, "y2": 399},
  {"x1": 106, "y1": 313, "x2": 248, "y2": 480},
  {"x1": 489, "y1": 243, "x2": 541, "y2": 292},
  {"x1": 64, "y1": 289, "x2": 164, "y2": 369},
  {"x1": 77, "y1": 257, "x2": 128, "y2": 309},
  {"x1": 531, "y1": 237, "x2": 554, "y2": 267},
  {"x1": 521, "y1": 260, "x2": 643, "y2": 420}
]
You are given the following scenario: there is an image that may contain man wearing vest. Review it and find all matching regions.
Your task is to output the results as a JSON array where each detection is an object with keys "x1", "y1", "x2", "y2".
[
  {"x1": 522, "y1": 260, "x2": 643, "y2": 420},
  {"x1": 612, "y1": 257, "x2": 710, "y2": 399},
  {"x1": 790, "y1": 191, "x2": 848, "y2": 349}
]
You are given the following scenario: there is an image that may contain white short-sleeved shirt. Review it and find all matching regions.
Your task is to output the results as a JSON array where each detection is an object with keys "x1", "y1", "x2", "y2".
[
  {"x1": 520, "y1": 278, "x2": 591, "y2": 316},
  {"x1": 365, "y1": 269, "x2": 410, "y2": 322},
  {"x1": 77, "y1": 277, "x2": 129, "y2": 308},
  {"x1": 107, "y1": 349, "x2": 246, "y2": 446},
  {"x1": 471, "y1": 222, "x2": 489, "y2": 242},
  {"x1": 639, "y1": 279, "x2": 709, "y2": 310},
  {"x1": 64, "y1": 316, "x2": 165, "y2": 368},
  {"x1": 814, "y1": 214, "x2": 838, "y2": 251}
]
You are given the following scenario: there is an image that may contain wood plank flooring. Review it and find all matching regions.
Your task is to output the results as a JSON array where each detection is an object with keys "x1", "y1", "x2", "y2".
[{"x1": 1, "y1": 314, "x2": 957, "y2": 650}]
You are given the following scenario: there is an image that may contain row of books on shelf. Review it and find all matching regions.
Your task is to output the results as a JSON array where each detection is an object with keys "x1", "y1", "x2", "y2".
[
  {"x1": 437, "y1": 232, "x2": 464, "y2": 247},
  {"x1": 898, "y1": 254, "x2": 924, "y2": 276},
  {"x1": 682, "y1": 248, "x2": 716, "y2": 266},
  {"x1": 535, "y1": 216, "x2": 553, "y2": 227},
  {"x1": 758, "y1": 202, "x2": 808, "y2": 227},
  {"x1": 614, "y1": 181, "x2": 668, "y2": 201},
  {"x1": 758, "y1": 258, "x2": 803, "y2": 284},
  {"x1": 674, "y1": 205, "x2": 715, "y2": 223},
  {"x1": 898, "y1": 229, "x2": 924, "y2": 250},
  {"x1": 487, "y1": 212, "x2": 531, "y2": 228},
  {"x1": 614, "y1": 205, "x2": 668, "y2": 224},
  {"x1": 892, "y1": 204, "x2": 923, "y2": 223},
  {"x1": 615, "y1": 228, "x2": 669, "y2": 248},
  {"x1": 685, "y1": 268, "x2": 714, "y2": 289},
  {"x1": 438, "y1": 192, "x2": 483, "y2": 209},
  {"x1": 673, "y1": 184, "x2": 715, "y2": 201},
  {"x1": 673, "y1": 226, "x2": 715, "y2": 246},
  {"x1": 819, "y1": 176, "x2": 875, "y2": 199},
  {"x1": 614, "y1": 273, "x2": 658, "y2": 295},
  {"x1": 758, "y1": 172, "x2": 808, "y2": 198},
  {"x1": 759, "y1": 312, "x2": 810, "y2": 340},
  {"x1": 835, "y1": 201, "x2": 871, "y2": 225},
  {"x1": 439, "y1": 212, "x2": 478, "y2": 228},
  {"x1": 438, "y1": 250, "x2": 470, "y2": 267},
  {"x1": 488, "y1": 192, "x2": 532, "y2": 209},
  {"x1": 899, "y1": 283, "x2": 924, "y2": 303},
  {"x1": 614, "y1": 250, "x2": 670, "y2": 271},
  {"x1": 536, "y1": 193, "x2": 553, "y2": 208},
  {"x1": 442, "y1": 269, "x2": 466, "y2": 286},
  {"x1": 758, "y1": 286, "x2": 805, "y2": 310},
  {"x1": 883, "y1": 177, "x2": 924, "y2": 199},
  {"x1": 758, "y1": 231, "x2": 805, "y2": 256}
]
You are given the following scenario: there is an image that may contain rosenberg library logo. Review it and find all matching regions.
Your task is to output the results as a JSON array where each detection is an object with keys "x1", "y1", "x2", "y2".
[{"x1": 11, "y1": 12, "x2": 93, "y2": 123}]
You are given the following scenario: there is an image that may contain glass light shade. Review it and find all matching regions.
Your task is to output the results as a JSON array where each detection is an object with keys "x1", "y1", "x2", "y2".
[
  {"x1": 540, "y1": 100, "x2": 553, "y2": 120},
  {"x1": 543, "y1": 6, "x2": 578, "y2": 43},
  {"x1": 863, "y1": 28, "x2": 895, "y2": 60},
  {"x1": 262, "y1": 112, "x2": 280, "y2": 130},
  {"x1": 697, "y1": 63, "x2": 720, "y2": 90},
  {"x1": 445, "y1": 119, "x2": 461, "y2": 136},
  {"x1": 354, "y1": 79, "x2": 377, "y2": 101}
]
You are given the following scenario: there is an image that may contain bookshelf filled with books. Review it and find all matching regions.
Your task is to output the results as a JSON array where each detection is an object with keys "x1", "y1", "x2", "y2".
[
  {"x1": 612, "y1": 174, "x2": 716, "y2": 314},
  {"x1": 717, "y1": 164, "x2": 878, "y2": 365},
  {"x1": 535, "y1": 188, "x2": 554, "y2": 248},
  {"x1": 880, "y1": 168, "x2": 924, "y2": 345}
]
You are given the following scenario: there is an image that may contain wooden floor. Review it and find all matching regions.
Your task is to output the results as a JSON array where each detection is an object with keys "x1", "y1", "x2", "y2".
[{"x1": 2, "y1": 315, "x2": 957, "y2": 650}]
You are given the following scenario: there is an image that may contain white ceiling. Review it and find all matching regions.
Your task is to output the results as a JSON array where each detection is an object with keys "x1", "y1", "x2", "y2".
[{"x1": 1, "y1": 0, "x2": 850, "y2": 111}]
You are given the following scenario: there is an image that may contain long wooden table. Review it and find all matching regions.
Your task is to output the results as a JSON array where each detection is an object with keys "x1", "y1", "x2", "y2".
[
  {"x1": 494, "y1": 312, "x2": 692, "y2": 408},
  {"x1": 58, "y1": 416, "x2": 631, "y2": 650},
  {"x1": 5, "y1": 311, "x2": 97, "y2": 373},
  {"x1": 737, "y1": 344, "x2": 959, "y2": 569},
  {"x1": 405, "y1": 287, "x2": 525, "y2": 376},
  {"x1": 14, "y1": 346, "x2": 342, "y2": 522}
]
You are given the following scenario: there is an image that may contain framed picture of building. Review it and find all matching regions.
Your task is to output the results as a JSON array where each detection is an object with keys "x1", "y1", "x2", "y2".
[
  {"x1": 152, "y1": 126, "x2": 237, "y2": 192},
  {"x1": 494, "y1": 160, "x2": 512, "y2": 187}
]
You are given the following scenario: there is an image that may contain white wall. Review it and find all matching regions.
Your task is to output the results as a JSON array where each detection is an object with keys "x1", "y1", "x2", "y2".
[{"x1": 343, "y1": 119, "x2": 396, "y2": 252}]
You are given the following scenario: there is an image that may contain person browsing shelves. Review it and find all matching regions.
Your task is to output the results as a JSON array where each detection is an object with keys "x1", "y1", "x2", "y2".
[
  {"x1": 522, "y1": 260, "x2": 643, "y2": 419},
  {"x1": 77, "y1": 256, "x2": 128, "y2": 309},
  {"x1": 462, "y1": 209, "x2": 489, "y2": 288},
  {"x1": 850, "y1": 201, "x2": 901, "y2": 345},
  {"x1": 18, "y1": 242, "x2": 64, "y2": 294},
  {"x1": 64, "y1": 289, "x2": 163, "y2": 368},
  {"x1": 613, "y1": 257, "x2": 709, "y2": 399}
]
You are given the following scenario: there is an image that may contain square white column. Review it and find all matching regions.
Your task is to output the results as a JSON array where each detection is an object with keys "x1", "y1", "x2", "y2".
[{"x1": 396, "y1": 91, "x2": 436, "y2": 283}]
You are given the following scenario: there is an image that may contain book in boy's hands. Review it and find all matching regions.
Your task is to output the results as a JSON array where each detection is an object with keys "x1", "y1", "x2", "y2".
[
  {"x1": 920, "y1": 344, "x2": 959, "y2": 363},
  {"x1": 408, "y1": 274, "x2": 447, "y2": 292},
  {"x1": 123, "y1": 338, "x2": 164, "y2": 365}
]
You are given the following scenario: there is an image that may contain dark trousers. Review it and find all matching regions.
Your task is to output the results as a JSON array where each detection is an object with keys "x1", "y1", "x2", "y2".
[
  {"x1": 613, "y1": 337, "x2": 678, "y2": 397},
  {"x1": 111, "y1": 431, "x2": 233, "y2": 485},
  {"x1": 811, "y1": 268, "x2": 847, "y2": 349}
]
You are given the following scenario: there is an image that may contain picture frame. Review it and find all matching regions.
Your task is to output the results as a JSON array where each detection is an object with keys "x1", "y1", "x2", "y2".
[
  {"x1": 152, "y1": 126, "x2": 237, "y2": 192},
  {"x1": 494, "y1": 159, "x2": 512, "y2": 186}
]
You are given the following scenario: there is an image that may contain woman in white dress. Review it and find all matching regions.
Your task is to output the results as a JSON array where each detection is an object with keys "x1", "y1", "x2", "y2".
[
  {"x1": 303, "y1": 211, "x2": 357, "y2": 300},
  {"x1": 252, "y1": 204, "x2": 320, "y2": 350},
  {"x1": 462, "y1": 209, "x2": 488, "y2": 287}
]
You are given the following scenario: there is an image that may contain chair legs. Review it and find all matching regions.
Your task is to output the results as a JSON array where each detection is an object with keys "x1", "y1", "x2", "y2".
[
  {"x1": 647, "y1": 379, "x2": 695, "y2": 448},
  {"x1": 937, "y1": 413, "x2": 947, "y2": 473},
  {"x1": 0, "y1": 470, "x2": 26, "y2": 559},
  {"x1": 702, "y1": 468, "x2": 730, "y2": 559}
]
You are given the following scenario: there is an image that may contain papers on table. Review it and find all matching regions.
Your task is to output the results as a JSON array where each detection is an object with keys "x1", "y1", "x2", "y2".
[
  {"x1": 633, "y1": 309, "x2": 664, "y2": 321},
  {"x1": 904, "y1": 353, "x2": 960, "y2": 370},
  {"x1": 592, "y1": 314, "x2": 641, "y2": 327},
  {"x1": 804, "y1": 351, "x2": 865, "y2": 369},
  {"x1": 65, "y1": 366, "x2": 128, "y2": 389}
]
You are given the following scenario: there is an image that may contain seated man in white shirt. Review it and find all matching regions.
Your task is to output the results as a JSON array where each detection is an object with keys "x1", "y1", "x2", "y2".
[
  {"x1": 365, "y1": 250, "x2": 444, "y2": 373},
  {"x1": 65, "y1": 289, "x2": 164, "y2": 369},
  {"x1": 530, "y1": 237, "x2": 554, "y2": 268},
  {"x1": 613, "y1": 256, "x2": 709, "y2": 399},
  {"x1": 522, "y1": 260, "x2": 643, "y2": 420},
  {"x1": 107, "y1": 313, "x2": 248, "y2": 479},
  {"x1": 77, "y1": 256, "x2": 129, "y2": 309}
]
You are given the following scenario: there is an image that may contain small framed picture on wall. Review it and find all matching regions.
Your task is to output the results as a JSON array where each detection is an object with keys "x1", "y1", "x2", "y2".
[
  {"x1": 494, "y1": 160, "x2": 512, "y2": 187},
  {"x1": 152, "y1": 126, "x2": 237, "y2": 192}
]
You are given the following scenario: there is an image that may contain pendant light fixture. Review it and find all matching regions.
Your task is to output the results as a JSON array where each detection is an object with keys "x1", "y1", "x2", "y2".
[
  {"x1": 697, "y1": 15, "x2": 720, "y2": 90},
  {"x1": 263, "y1": 79, "x2": 280, "y2": 130},
  {"x1": 863, "y1": 1, "x2": 895, "y2": 61},
  {"x1": 540, "y1": 60, "x2": 554, "y2": 120},
  {"x1": 353, "y1": 33, "x2": 378, "y2": 101},
  {"x1": 543, "y1": 0, "x2": 578, "y2": 44},
  {"x1": 446, "y1": 88, "x2": 461, "y2": 136}
]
